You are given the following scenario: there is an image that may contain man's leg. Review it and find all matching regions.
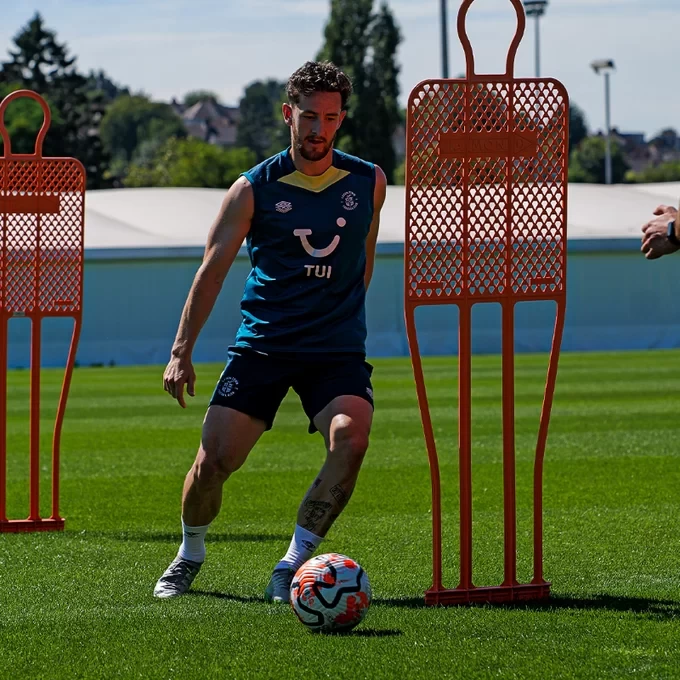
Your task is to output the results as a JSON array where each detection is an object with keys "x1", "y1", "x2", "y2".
[
  {"x1": 297, "y1": 395, "x2": 372, "y2": 536},
  {"x1": 265, "y1": 395, "x2": 372, "y2": 602},
  {"x1": 154, "y1": 406, "x2": 266, "y2": 598},
  {"x1": 182, "y1": 406, "x2": 266, "y2": 528}
]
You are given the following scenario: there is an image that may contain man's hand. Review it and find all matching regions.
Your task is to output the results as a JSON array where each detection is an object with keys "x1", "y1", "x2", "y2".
[
  {"x1": 163, "y1": 354, "x2": 196, "y2": 409},
  {"x1": 162, "y1": 178, "x2": 253, "y2": 409},
  {"x1": 641, "y1": 205, "x2": 680, "y2": 260}
]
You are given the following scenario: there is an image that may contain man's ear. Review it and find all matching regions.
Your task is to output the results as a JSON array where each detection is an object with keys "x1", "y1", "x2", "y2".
[
  {"x1": 339, "y1": 110, "x2": 347, "y2": 127},
  {"x1": 282, "y1": 103, "x2": 293, "y2": 127}
]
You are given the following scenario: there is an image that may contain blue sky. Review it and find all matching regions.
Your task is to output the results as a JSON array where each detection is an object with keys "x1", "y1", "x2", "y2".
[{"x1": 2, "y1": 0, "x2": 679, "y2": 138}]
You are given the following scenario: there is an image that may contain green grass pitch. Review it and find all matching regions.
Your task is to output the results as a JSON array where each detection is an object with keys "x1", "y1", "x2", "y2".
[{"x1": 2, "y1": 350, "x2": 679, "y2": 678}]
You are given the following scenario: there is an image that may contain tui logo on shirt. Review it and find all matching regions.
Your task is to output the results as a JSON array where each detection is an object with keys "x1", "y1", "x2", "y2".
[
  {"x1": 294, "y1": 217, "x2": 347, "y2": 280},
  {"x1": 293, "y1": 217, "x2": 346, "y2": 258}
]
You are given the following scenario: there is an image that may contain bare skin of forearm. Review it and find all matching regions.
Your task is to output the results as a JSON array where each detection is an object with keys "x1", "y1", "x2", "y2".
[
  {"x1": 296, "y1": 458, "x2": 361, "y2": 538},
  {"x1": 172, "y1": 267, "x2": 224, "y2": 357}
]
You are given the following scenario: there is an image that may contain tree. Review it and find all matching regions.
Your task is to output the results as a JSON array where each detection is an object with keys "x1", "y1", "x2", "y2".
[
  {"x1": 125, "y1": 137, "x2": 256, "y2": 188},
  {"x1": 626, "y1": 161, "x2": 680, "y2": 184},
  {"x1": 0, "y1": 82, "x2": 62, "y2": 155},
  {"x1": 362, "y1": 3, "x2": 401, "y2": 182},
  {"x1": 318, "y1": 0, "x2": 373, "y2": 156},
  {"x1": 183, "y1": 90, "x2": 221, "y2": 107},
  {"x1": 569, "y1": 136, "x2": 629, "y2": 184},
  {"x1": 0, "y1": 13, "x2": 110, "y2": 188},
  {"x1": 317, "y1": 0, "x2": 402, "y2": 182},
  {"x1": 650, "y1": 128, "x2": 679, "y2": 152},
  {"x1": 87, "y1": 69, "x2": 130, "y2": 104},
  {"x1": 237, "y1": 79, "x2": 287, "y2": 162},
  {"x1": 569, "y1": 103, "x2": 588, "y2": 153},
  {"x1": 99, "y1": 95, "x2": 186, "y2": 172},
  {"x1": 394, "y1": 159, "x2": 405, "y2": 185}
]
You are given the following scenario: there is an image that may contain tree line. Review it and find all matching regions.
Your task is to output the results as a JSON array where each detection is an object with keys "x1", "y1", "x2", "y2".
[
  {"x1": 1, "y1": 7, "x2": 677, "y2": 190},
  {"x1": 0, "y1": 3, "x2": 402, "y2": 189}
]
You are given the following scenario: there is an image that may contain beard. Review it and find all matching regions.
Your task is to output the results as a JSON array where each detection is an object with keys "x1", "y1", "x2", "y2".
[{"x1": 293, "y1": 128, "x2": 336, "y2": 162}]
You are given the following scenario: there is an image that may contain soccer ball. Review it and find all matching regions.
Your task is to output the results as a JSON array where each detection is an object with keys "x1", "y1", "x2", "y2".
[{"x1": 290, "y1": 553, "x2": 372, "y2": 634}]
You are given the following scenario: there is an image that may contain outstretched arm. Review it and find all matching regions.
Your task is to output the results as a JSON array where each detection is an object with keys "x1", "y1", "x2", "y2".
[
  {"x1": 364, "y1": 165, "x2": 387, "y2": 290},
  {"x1": 641, "y1": 202, "x2": 680, "y2": 260},
  {"x1": 164, "y1": 176, "x2": 254, "y2": 407}
]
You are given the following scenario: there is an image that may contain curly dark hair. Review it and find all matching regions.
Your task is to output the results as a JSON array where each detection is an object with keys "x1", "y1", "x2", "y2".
[{"x1": 286, "y1": 61, "x2": 353, "y2": 111}]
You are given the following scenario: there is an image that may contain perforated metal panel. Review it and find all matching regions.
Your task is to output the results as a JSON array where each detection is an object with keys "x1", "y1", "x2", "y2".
[
  {"x1": 405, "y1": 79, "x2": 568, "y2": 303},
  {"x1": 0, "y1": 89, "x2": 85, "y2": 532},
  {"x1": 1, "y1": 159, "x2": 84, "y2": 315}
]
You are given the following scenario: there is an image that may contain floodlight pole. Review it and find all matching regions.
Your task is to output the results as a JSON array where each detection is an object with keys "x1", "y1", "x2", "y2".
[
  {"x1": 441, "y1": 0, "x2": 450, "y2": 79},
  {"x1": 534, "y1": 11, "x2": 541, "y2": 78},
  {"x1": 523, "y1": 1, "x2": 549, "y2": 78},
  {"x1": 604, "y1": 71, "x2": 613, "y2": 185},
  {"x1": 591, "y1": 59, "x2": 616, "y2": 185}
]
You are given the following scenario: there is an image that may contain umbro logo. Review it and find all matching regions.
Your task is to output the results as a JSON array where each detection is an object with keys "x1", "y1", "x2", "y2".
[{"x1": 276, "y1": 201, "x2": 292, "y2": 213}]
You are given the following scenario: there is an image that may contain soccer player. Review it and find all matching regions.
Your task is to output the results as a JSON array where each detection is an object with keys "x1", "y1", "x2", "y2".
[
  {"x1": 641, "y1": 202, "x2": 680, "y2": 259},
  {"x1": 153, "y1": 61, "x2": 387, "y2": 602}
]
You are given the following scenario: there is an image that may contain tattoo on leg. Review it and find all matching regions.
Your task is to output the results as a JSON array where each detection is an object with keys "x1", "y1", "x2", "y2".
[
  {"x1": 302, "y1": 500, "x2": 332, "y2": 532},
  {"x1": 312, "y1": 477, "x2": 322, "y2": 490},
  {"x1": 330, "y1": 484, "x2": 347, "y2": 504}
]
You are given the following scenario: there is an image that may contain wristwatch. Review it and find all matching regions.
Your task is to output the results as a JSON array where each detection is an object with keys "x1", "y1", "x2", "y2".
[{"x1": 667, "y1": 220, "x2": 680, "y2": 247}]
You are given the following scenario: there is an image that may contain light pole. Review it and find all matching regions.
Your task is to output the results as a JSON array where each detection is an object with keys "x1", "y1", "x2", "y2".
[
  {"x1": 440, "y1": 0, "x2": 449, "y2": 79},
  {"x1": 591, "y1": 59, "x2": 616, "y2": 185},
  {"x1": 523, "y1": 1, "x2": 548, "y2": 78}
]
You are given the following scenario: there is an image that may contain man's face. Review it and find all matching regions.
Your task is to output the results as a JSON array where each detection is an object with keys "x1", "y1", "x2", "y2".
[{"x1": 283, "y1": 92, "x2": 346, "y2": 162}]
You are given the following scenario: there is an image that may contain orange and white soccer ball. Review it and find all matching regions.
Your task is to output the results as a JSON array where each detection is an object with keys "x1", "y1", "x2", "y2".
[{"x1": 290, "y1": 553, "x2": 372, "y2": 633}]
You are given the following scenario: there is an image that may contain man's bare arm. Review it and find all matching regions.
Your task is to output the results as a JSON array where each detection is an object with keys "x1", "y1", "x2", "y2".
[
  {"x1": 364, "y1": 166, "x2": 387, "y2": 290},
  {"x1": 641, "y1": 202, "x2": 680, "y2": 260},
  {"x1": 164, "y1": 176, "x2": 254, "y2": 407}
]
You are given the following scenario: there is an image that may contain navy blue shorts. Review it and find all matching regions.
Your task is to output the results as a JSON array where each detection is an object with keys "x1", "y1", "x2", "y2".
[{"x1": 209, "y1": 347, "x2": 374, "y2": 433}]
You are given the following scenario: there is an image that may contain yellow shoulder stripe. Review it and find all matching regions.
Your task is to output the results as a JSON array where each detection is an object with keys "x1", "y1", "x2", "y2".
[{"x1": 277, "y1": 166, "x2": 350, "y2": 193}]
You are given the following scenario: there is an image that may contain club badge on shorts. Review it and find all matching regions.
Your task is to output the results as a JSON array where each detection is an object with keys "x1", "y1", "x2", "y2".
[{"x1": 217, "y1": 377, "x2": 239, "y2": 398}]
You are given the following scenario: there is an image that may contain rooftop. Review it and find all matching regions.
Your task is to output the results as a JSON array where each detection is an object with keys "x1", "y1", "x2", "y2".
[{"x1": 81, "y1": 182, "x2": 680, "y2": 257}]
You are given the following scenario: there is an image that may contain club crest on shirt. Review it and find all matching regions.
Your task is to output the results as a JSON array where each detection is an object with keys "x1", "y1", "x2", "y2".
[
  {"x1": 276, "y1": 201, "x2": 293, "y2": 213},
  {"x1": 341, "y1": 191, "x2": 358, "y2": 211}
]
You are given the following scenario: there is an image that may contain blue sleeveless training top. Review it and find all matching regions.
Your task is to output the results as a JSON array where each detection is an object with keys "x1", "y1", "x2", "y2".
[{"x1": 234, "y1": 147, "x2": 376, "y2": 354}]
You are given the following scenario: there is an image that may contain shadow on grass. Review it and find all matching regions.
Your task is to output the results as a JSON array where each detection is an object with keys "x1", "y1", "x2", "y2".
[
  {"x1": 189, "y1": 590, "x2": 267, "y2": 604},
  {"x1": 376, "y1": 594, "x2": 680, "y2": 620},
  {"x1": 326, "y1": 628, "x2": 403, "y2": 638},
  {"x1": 79, "y1": 531, "x2": 290, "y2": 543},
  {"x1": 375, "y1": 597, "x2": 430, "y2": 609},
  {"x1": 506, "y1": 594, "x2": 680, "y2": 620},
  {"x1": 190, "y1": 591, "x2": 404, "y2": 636}
]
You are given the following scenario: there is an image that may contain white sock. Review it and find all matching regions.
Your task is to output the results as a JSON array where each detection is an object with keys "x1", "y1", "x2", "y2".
[
  {"x1": 276, "y1": 525, "x2": 323, "y2": 572},
  {"x1": 178, "y1": 519, "x2": 210, "y2": 563}
]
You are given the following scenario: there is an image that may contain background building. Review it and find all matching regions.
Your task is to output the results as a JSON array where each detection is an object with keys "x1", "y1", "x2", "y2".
[
  {"x1": 170, "y1": 97, "x2": 241, "y2": 147},
  {"x1": 7, "y1": 182, "x2": 680, "y2": 368}
]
